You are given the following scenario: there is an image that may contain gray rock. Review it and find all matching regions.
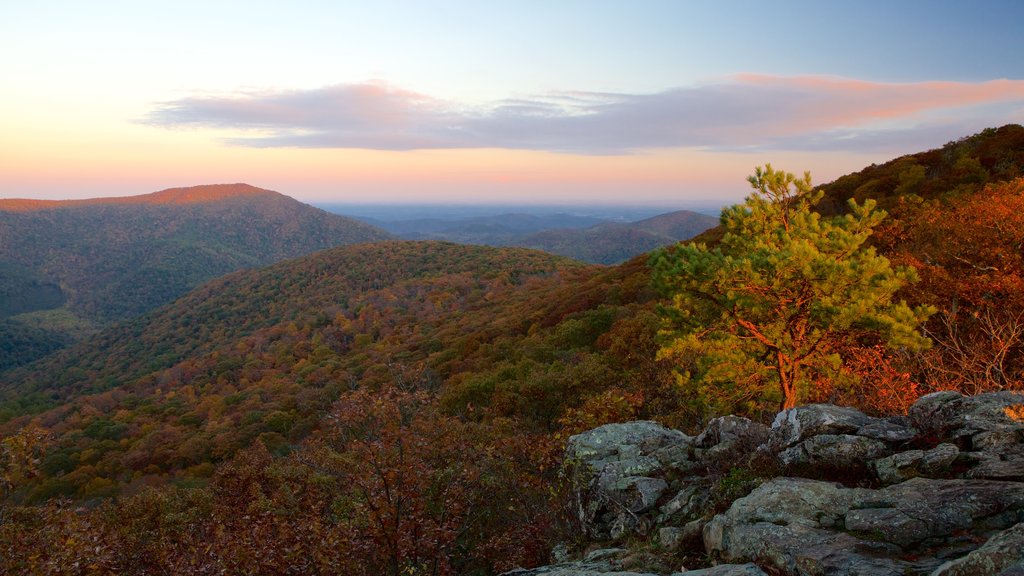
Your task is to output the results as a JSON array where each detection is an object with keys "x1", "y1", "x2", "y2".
[
  {"x1": 584, "y1": 548, "x2": 627, "y2": 563},
  {"x1": 703, "y1": 478, "x2": 889, "y2": 574},
  {"x1": 659, "y1": 526, "x2": 685, "y2": 551},
  {"x1": 695, "y1": 416, "x2": 769, "y2": 449},
  {"x1": 769, "y1": 404, "x2": 875, "y2": 450},
  {"x1": 874, "y1": 449, "x2": 926, "y2": 485},
  {"x1": 672, "y1": 564, "x2": 768, "y2": 575},
  {"x1": 909, "y1": 391, "x2": 965, "y2": 432},
  {"x1": 500, "y1": 548, "x2": 661, "y2": 576},
  {"x1": 856, "y1": 417, "x2": 918, "y2": 443},
  {"x1": 909, "y1": 391, "x2": 1024, "y2": 450},
  {"x1": 704, "y1": 476, "x2": 1024, "y2": 575},
  {"x1": 567, "y1": 421, "x2": 693, "y2": 475},
  {"x1": 880, "y1": 477, "x2": 1024, "y2": 542},
  {"x1": 501, "y1": 565, "x2": 657, "y2": 576},
  {"x1": 551, "y1": 543, "x2": 572, "y2": 564},
  {"x1": 966, "y1": 445, "x2": 1024, "y2": 481},
  {"x1": 550, "y1": 396, "x2": 1024, "y2": 575},
  {"x1": 923, "y1": 442, "x2": 961, "y2": 470},
  {"x1": 874, "y1": 443, "x2": 960, "y2": 485},
  {"x1": 931, "y1": 522, "x2": 1024, "y2": 575},
  {"x1": 565, "y1": 421, "x2": 693, "y2": 539},
  {"x1": 658, "y1": 483, "x2": 711, "y2": 524},
  {"x1": 777, "y1": 433, "x2": 890, "y2": 469},
  {"x1": 845, "y1": 506, "x2": 930, "y2": 548}
]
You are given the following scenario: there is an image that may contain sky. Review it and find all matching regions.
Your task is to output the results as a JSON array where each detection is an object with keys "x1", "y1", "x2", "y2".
[{"x1": 2, "y1": 0, "x2": 1024, "y2": 209}]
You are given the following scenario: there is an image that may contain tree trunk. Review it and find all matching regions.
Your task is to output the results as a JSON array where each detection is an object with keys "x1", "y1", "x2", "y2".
[{"x1": 778, "y1": 351, "x2": 797, "y2": 410}]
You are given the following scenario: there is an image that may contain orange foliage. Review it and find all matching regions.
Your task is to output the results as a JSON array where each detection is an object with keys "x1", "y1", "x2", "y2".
[{"x1": 805, "y1": 345, "x2": 922, "y2": 415}]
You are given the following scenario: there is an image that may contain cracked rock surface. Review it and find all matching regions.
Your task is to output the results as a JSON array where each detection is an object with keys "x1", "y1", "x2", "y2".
[{"x1": 508, "y1": 392, "x2": 1024, "y2": 576}]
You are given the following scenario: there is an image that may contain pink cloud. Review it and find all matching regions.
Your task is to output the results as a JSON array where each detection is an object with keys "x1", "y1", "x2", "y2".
[
  {"x1": 145, "y1": 75, "x2": 1024, "y2": 154},
  {"x1": 733, "y1": 74, "x2": 1024, "y2": 127}
]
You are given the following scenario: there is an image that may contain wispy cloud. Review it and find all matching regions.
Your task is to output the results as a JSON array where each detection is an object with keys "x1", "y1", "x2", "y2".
[{"x1": 145, "y1": 76, "x2": 1024, "y2": 154}]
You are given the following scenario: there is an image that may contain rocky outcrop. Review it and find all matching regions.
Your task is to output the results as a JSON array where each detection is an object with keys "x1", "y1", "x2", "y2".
[
  {"x1": 873, "y1": 442, "x2": 960, "y2": 484},
  {"x1": 565, "y1": 421, "x2": 698, "y2": 539},
  {"x1": 504, "y1": 391, "x2": 1024, "y2": 576},
  {"x1": 500, "y1": 547, "x2": 658, "y2": 576},
  {"x1": 932, "y1": 521, "x2": 1024, "y2": 575},
  {"x1": 704, "y1": 477, "x2": 1024, "y2": 574},
  {"x1": 678, "y1": 565, "x2": 768, "y2": 576}
]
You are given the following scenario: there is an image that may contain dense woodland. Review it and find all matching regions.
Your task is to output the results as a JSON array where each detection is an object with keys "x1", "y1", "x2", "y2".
[{"x1": 2, "y1": 125, "x2": 1024, "y2": 574}]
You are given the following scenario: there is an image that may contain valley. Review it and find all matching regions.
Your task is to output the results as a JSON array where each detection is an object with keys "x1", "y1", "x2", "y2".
[{"x1": 326, "y1": 205, "x2": 719, "y2": 264}]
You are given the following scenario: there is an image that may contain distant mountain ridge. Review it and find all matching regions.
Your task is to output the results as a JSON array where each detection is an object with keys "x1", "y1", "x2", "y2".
[
  {"x1": 358, "y1": 208, "x2": 718, "y2": 264},
  {"x1": 518, "y1": 209, "x2": 718, "y2": 264},
  {"x1": 359, "y1": 212, "x2": 608, "y2": 243},
  {"x1": 0, "y1": 183, "x2": 278, "y2": 211},
  {"x1": 0, "y1": 184, "x2": 391, "y2": 369}
]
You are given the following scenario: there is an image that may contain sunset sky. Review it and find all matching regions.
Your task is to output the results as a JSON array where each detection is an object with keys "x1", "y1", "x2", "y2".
[{"x1": 3, "y1": 0, "x2": 1024, "y2": 208}]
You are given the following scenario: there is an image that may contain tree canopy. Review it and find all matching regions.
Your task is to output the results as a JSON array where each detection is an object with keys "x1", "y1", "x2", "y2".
[{"x1": 651, "y1": 165, "x2": 933, "y2": 414}]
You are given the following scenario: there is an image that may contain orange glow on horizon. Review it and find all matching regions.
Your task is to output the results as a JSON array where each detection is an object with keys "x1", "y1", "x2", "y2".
[{"x1": 0, "y1": 135, "x2": 884, "y2": 206}]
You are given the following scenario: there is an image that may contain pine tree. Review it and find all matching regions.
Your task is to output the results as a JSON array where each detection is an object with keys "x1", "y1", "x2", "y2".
[{"x1": 650, "y1": 165, "x2": 933, "y2": 413}]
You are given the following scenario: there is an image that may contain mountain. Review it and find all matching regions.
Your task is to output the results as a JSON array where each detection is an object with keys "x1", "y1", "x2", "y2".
[
  {"x1": 631, "y1": 209, "x2": 721, "y2": 240},
  {"x1": 0, "y1": 184, "x2": 391, "y2": 368},
  {"x1": 518, "y1": 209, "x2": 718, "y2": 264}
]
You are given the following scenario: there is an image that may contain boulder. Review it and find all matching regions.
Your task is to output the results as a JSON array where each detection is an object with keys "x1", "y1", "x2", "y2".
[
  {"x1": 702, "y1": 478, "x2": 911, "y2": 575},
  {"x1": 922, "y1": 442, "x2": 962, "y2": 470},
  {"x1": 873, "y1": 442, "x2": 960, "y2": 485},
  {"x1": 658, "y1": 526, "x2": 686, "y2": 551},
  {"x1": 908, "y1": 391, "x2": 965, "y2": 433},
  {"x1": 673, "y1": 564, "x2": 768, "y2": 575},
  {"x1": 858, "y1": 477, "x2": 1024, "y2": 545},
  {"x1": 695, "y1": 416, "x2": 769, "y2": 450},
  {"x1": 565, "y1": 421, "x2": 694, "y2": 539},
  {"x1": 500, "y1": 565, "x2": 657, "y2": 576},
  {"x1": 777, "y1": 433, "x2": 890, "y2": 469},
  {"x1": 566, "y1": 421, "x2": 693, "y2": 474},
  {"x1": 931, "y1": 522, "x2": 1024, "y2": 575},
  {"x1": 704, "y1": 476, "x2": 1024, "y2": 575},
  {"x1": 500, "y1": 548, "x2": 661, "y2": 576},
  {"x1": 909, "y1": 391, "x2": 1024, "y2": 450},
  {"x1": 966, "y1": 445, "x2": 1024, "y2": 481},
  {"x1": 769, "y1": 404, "x2": 875, "y2": 450},
  {"x1": 855, "y1": 417, "x2": 918, "y2": 443},
  {"x1": 658, "y1": 483, "x2": 712, "y2": 525}
]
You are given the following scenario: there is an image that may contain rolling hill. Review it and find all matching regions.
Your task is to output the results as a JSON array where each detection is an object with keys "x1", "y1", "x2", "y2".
[
  {"x1": 0, "y1": 184, "x2": 391, "y2": 368},
  {"x1": 0, "y1": 242, "x2": 622, "y2": 498},
  {"x1": 518, "y1": 209, "x2": 718, "y2": 264}
]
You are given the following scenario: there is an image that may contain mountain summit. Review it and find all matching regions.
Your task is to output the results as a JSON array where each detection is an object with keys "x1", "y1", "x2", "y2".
[{"x1": 0, "y1": 183, "x2": 286, "y2": 211}]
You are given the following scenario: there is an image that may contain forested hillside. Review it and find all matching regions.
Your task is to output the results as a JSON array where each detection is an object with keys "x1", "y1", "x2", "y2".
[
  {"x1": 0, "y1": 184, "x2": 391, "y2": 368},
  {"x1": 2, "y1": 126, "x2": 1024, "y2": 574}
]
